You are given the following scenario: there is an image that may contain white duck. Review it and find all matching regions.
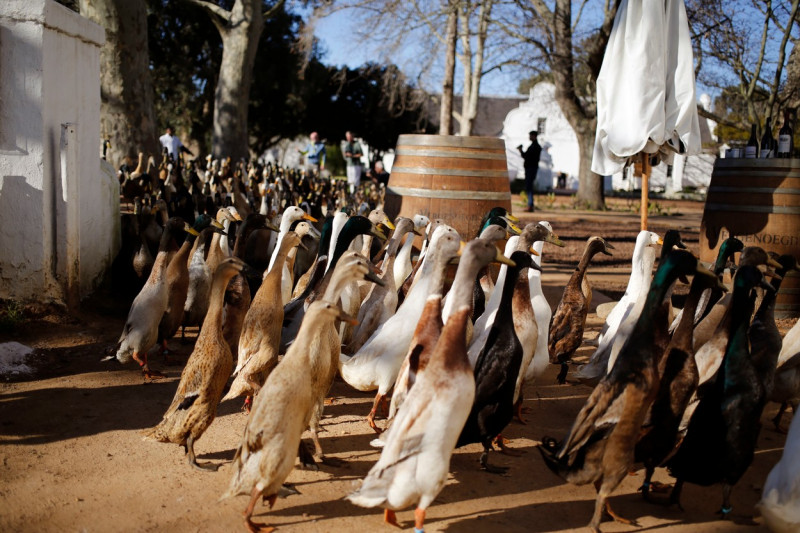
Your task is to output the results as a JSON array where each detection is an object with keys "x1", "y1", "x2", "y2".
[
  {"x1": 758, "y1": 409, "x2": 800, "y2": 533},
  {"x1": 393, "y1": 214, "x2": 429, "y2": 289},
  {"x1": 267, "y1": 206, "x2": 317, "y2": 304},
  {"x1": 574, "y1": 230, "x2": 661, "y2": 385},
  {"x1": 772, "y1": 319, "x2": 800, "y2": 432},
  {"x1": 340, "y1": 224, "x2": 461, "y2": 432},
  {"x1": 113, "y1": 218, "x2": 189, "y2": 379},
  {"x1": 346, "y1": 239, "x2": 506, "y2": 532},
  {"x1": 524, "y1": 221, "x2": 557, "y2": 385},
  {"x1": 348, "y1": 218, "x2": 416, "y2": 354}
]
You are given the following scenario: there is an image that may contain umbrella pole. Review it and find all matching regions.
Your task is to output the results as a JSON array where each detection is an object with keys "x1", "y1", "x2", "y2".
[{"x1": 640, "y1": 153, "x2": 649, "y2": 230}]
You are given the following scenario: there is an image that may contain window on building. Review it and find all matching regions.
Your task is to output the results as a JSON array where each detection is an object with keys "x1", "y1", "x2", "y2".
[{"x1": 537, "y1": 118, "x2": 546, "y2": 135}]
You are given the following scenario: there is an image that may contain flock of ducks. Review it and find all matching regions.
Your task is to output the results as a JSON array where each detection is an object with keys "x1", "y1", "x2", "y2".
[{"x1": 106, "y1": 161, "x2": 799, "y2": 533}]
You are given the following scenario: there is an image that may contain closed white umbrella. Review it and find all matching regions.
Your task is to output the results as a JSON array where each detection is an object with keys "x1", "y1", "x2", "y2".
[{"x1": 592, "y1": 0, "x2": 701, "y2": 227}]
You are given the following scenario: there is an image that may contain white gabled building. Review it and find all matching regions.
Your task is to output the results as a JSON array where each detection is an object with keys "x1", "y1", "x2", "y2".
[{"x1": 500, "y1": 82, "x2": 717, "y2": 194}]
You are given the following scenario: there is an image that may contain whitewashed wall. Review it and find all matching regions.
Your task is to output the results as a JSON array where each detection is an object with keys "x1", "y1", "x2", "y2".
[
  {"x1": 0, "y1": 0, "x2": 117, "y2": 305},
  {"x1": 501, "y1": 83, "x2": 581, "y2": 189}
]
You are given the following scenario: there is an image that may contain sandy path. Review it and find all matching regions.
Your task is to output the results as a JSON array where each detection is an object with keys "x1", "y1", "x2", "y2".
[{"x1": 0, "y1": 198, "x2": 788, "y2": 532}]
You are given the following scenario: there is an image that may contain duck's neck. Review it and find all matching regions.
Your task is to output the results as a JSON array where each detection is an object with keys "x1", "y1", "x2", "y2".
[
  {"x1": 204, "y1": 273, "x2": 233, "y2": 341},
  {"x1": 672, "y1": 277, "x2": 707, "y2": 351},
  {"x1": 721, "y1": 284, "x2": 758, "y2": 381},
  {"x1": 713, "y1": 246, "x2": 730, "y2": 276},
  {"x1": 360, "y1": 235, "x2": 374, "y2": 259},
  {"x1": 572, "y1": 245, "x2": 598, "y2": 286},
  {"x1": 448, "y1": 257, "x2": 485, "y2": 315},
  {"x1": 264, "y1": 238, "x2": 295, "y2": 288},
  {"x1": 497, "y1": 263, "x2": 522, "y2": 322},
  {"x1": 173, "y1": 237, "x2": 194, "y2": 269}
]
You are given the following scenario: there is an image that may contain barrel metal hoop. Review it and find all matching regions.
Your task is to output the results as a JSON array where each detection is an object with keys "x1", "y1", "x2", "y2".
[
  {"x1": 708, "y1": 186, "x2": 800, "y2": 195},
  {"x1": 396, "y1": 135, "x2": 505, "y2": 149},
  {"x1": 395, "y1": 147, "x2": 508, "y2": 161},
  {"x1": 386, "y1": 186, "x2": 511, "y2": 201},
  {"x1": 391, "y1": 166, "x2": 510, "y2": 179},
  {"x1": 704, "y1": 203, "x2": 800, "y2": 215},
  {"x1": 713, "y1": 170, "x2": 800, "y2": 179}
]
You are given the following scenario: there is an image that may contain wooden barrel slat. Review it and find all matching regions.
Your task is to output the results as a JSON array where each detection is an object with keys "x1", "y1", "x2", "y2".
[
  {"x1": 385, "y1": 135, "x2": 512, "y2": 239},
  {"x1": 699, "y1": 158, "x2": 800, "y2": 317}
]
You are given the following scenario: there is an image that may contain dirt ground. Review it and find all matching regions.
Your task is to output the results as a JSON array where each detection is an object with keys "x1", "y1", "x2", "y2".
[{"x1": 0, "y1": 195, "x2": 792, "y2": 532}]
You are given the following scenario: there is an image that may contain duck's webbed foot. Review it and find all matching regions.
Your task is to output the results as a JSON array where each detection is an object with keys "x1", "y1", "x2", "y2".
[
  {"x1": 297, "y1": 440, "x2": 319, "y2": 471},
  {"x1": 186, "y1": 434, "x2": 218, "y2": 471},
  {"x1": 493, "y1": 434, "x2": 523, "y2": 457},
  {"x1": 480, "y1": 447, "x2": 509, "y2": 474}
]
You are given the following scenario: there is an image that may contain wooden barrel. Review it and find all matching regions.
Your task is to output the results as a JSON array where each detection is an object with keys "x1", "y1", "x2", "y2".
[
  {"x1": 384, "y1": 134, "x2": 512, "y2": 239},
  {"x1": 699, "y1": 158, "x2": 800, "y2": 317}
]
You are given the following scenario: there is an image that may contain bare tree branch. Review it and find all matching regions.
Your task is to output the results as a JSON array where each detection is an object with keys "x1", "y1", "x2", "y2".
[
  {"x1": 263, "y1": 0, "x2": 287, "y2": 19},
  {"x1": 183, "y1": 0, "x2": 231, "y2": 33}
]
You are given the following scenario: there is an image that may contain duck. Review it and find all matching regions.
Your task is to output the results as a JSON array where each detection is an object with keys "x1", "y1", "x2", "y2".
[
  {"x1": 222, "y1": 215, "x2": 277, "y2": 357},
  {"x1": 130, "y1": 200, "x2": 155, "y2": 288},
  {"x1": 692, "y1": 246, "x2": 782, "y2": 381},
  {"x1": 538, "y1": 250, "x2": 706, "y2": 532},
  {"x1": 668, "y1": 236, "x2": 743, "y2": 334},
  {"x1": 600, "y1": 230, "x2": 689, "y2": 382},
  {"x1": 288, "y1": 214, "x2": 334, "y2": 302},
  {"x1": 112, "y1": 217, "x2": 191, "y2": 379},
  {"x1": 523, "y1": 221, "x2": 559, "y2": 385},
  {"x1": 340, "y1": 224, "x2": 462, "y2": 432},
  {"x1": 145, "y1": 257, "x2": 246, "y2": 470},
  {"x1": 155, "y1": 215, "x2": 209, "y2": 357},
  {"x1": 457, "y1": 250, "x2": 535, "y2": 473},
  {"x1": 222, "y1": 300, "x2": 360, "y2": 532},
  {"x1": 205, "y1": 208, "x2": 240, "y2": 276},
  {"x1": 382, "y1": 237, "x2": 470, "y2": 432},
  {"x1": 280, "y1": 216, "x2": 385, "y2": 352},
  {"x1": 510, "y1": 223, "x2": 564, "y2": 421},
  {"x1": 307, "y1": 252, "x2": 384, "y2": 462},
  {"x1": 575, "y1": 231, "x2": 661, "y2": 385},
  {"x1": 223, "y1": 231, "x2": 304, "y2": 412},
  {"x1": 634, "y1": 262, "x2": 724, "y2": 501},
  {"x1": 266, "y1": 206, "x2": 317, "y2": 304},
  {"x1": 467, "y1": 237, "x2": 520, "y2": 366},
  {"x1": 548, "y1": 236, "x2": 615, "y2": 384},
  {"x1": 398, "y1": 218, "x2": 444, "y2": 301},
  {"x1": 352, "y1": 207, "x2": 394, "y2": 259},
  {"x1": 772, "y1": 316, "x2": 800, "y2": 432},
  {"x1": 665, "y1": 265, "x2": 775, "y2": 517},
  {"x1": 347, "y1": 218, "x2": 416, "y2": 354},
  {"x1": 346, "y1": 239, "x2": 511, "y2": 532},
  {"x1": 218, "y1": 205, "x2": 242, "y2": 257},
  {"x1": 757, "y1": 254, "x2": 799, "y2": 433},
  {"x1": 471, "y1": 215, "x2": 522, "y2": 322},
  {"x1": 758, "y1": 409, "x2": 800, "y2": 533},
  {"x1": 393, "y1": 214, "x2": 429, "y2": 289},
  {"x1": 181, "y1": 225, "x2": 223, "y2": 340}
]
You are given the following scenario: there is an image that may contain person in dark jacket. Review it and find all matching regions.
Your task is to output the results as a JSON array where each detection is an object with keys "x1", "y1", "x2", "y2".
[{"x1": 518, "y1": 130, "x2": 542, "y2": 212}]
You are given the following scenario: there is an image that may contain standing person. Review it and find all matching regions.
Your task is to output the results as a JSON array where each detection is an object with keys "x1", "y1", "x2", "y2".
[
  {"x1": 517, "y1": 130, "x2": 542, "y2": 212},
  {"x1": 298, "y1": 131, "x2": 326, "y2": 174},
  {"x1": 159, "y1": 125, "x2": 193, "y2": 162},
  {"x1": 342, "y1": 131, "x2": 364, "y2": 194}
]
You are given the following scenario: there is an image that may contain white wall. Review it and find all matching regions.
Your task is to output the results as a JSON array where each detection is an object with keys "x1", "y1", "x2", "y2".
[
  {"x1": 0, "y1": 0, "x2": 117, "y2": 305},
  {"x1": 501, "y1": 83, "x2": 580, "y2": 189}
]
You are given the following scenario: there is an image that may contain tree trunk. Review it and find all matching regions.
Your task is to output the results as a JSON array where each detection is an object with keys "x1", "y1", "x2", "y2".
[
  {"x1": 80, "y1": 0, "x2": 159, "y2": 169},
  {"x1": 550, "y1": 0, "x2": 605, "y2": 209},
  {"x1": 575, "y1": 124, "x2": 605, "y2": 209},
  {"x1": 457, "y1": 1, "x2": 473, "y2": 136},
  {"x1": 439, "y1": 2, "x2": 458, "y2": 135},
  {"x1": 212, "y1": 1, "x2": 263, "y2": 160}
]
